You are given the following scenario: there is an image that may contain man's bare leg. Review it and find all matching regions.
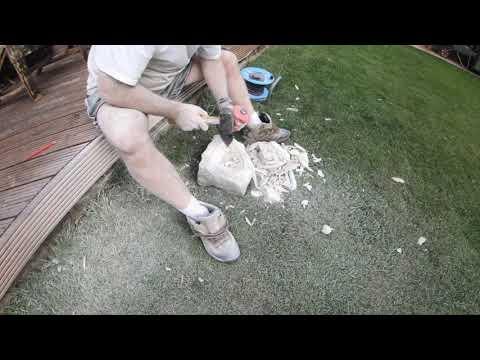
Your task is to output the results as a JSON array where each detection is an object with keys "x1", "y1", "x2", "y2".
[
  {"x1": 96, "y1": 103, "x2": 239, "y2": 262},
  {"x1": 96, "y1": 104, "x2": 205, "y2": 215}
]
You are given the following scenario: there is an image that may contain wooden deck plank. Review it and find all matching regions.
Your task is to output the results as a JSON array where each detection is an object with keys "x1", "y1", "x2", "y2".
[
  {"x1": 0, "y1": 74, "x2": 87, "y2": 135},
  {"x1": 0, "y1": 143, "x2": 88, "y2": 192},
  {"x1": 0, "y1": 178, "x2": 51, "y2": 206},
  {"x1": 0, "y1": 219, "x2": 14, "y2": 237},
  {"x1": 0, "y1": 100, "x2": 86, "y2": 142},
  {"x1": 0, "y1": 111, "x2": 91, "y2": 153},
  {"x1": 1, "y1": 201, "x2": 30, "y2": 220},
  {"x1": 0, "y1": 45, "x2": 266, "y2": 300},
  {"x1": 0, "y1": 178, "x2": 51, "y2": 220},
  {"x1": 35, "y1": 58, "x2": 87, "y2": 89},
  {"x1": 0, "y1": 123, "x2": 99, "y2": 171}
]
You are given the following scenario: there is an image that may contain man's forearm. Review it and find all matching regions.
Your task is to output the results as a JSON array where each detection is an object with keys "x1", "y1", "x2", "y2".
[
  {"x1": 199, "y1": 58, "x2": 230, "y2": 103},
  {"x1": 97, "y1": 71, "x2": 180, "y2": 119}
]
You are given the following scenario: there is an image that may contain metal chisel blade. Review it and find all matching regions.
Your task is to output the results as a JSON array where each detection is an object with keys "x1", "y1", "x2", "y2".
[{"x1": 219, "y1": 112, "x2": 234, "y2": 147}]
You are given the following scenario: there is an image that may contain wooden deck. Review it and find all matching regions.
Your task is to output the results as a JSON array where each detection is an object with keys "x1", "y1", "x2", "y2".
[{"x1": 0, "y1": 45, "x2": 265, "y2": 300}]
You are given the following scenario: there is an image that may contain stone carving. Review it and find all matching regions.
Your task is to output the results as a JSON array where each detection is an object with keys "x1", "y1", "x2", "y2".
[{"x1": 197, "y1": 135, "x2": 255, "y2": 195}]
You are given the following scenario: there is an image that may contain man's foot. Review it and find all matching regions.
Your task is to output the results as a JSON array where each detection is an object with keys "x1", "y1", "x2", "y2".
[
  {"x1": 244, "y1": 112, "x2": 291, "y2": 145},
  {"x1": 186, "y1": 202, "x2": 240, "y2": 263}
]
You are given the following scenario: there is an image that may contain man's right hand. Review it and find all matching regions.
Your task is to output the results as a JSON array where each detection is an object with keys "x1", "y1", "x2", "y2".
[{"x1": 173, "y1": 103, "x2": 209, "y2": 132}]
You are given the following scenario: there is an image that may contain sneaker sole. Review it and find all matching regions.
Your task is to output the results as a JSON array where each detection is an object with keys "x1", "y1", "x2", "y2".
[{"x1": 199, "y1": 237, "x2": 240, "y2": 263}]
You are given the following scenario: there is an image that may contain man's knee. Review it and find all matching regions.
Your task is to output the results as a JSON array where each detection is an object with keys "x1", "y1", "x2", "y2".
[
  {"x1": 221, "y1": 50, "x2": 239, "y2": 74},
  {"x1": 98, "y1": 107, "x2": 151, "y2": 155},
  {"x1": 116, "y1": 130, "x2": 151, "y2": 157}
]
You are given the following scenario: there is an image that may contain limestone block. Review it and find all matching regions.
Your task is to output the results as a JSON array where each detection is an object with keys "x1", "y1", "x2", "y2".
[{"x1": 197, "y1": 135, "x2": 254, "y2": 196}]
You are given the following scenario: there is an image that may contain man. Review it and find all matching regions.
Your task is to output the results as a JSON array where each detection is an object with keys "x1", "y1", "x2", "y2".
[{"x1": 85, "y1": 45, "x2": 290, "y2": 263}]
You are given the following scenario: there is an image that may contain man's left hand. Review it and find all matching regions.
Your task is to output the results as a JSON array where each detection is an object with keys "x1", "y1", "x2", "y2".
[{"x1": 217, "y1": 97, "x2": 246, "y2": 132}]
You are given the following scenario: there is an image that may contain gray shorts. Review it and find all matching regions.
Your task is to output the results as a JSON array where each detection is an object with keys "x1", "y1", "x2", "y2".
[{"x1": 85, "y1": 61, "x2": 193, "y2": 122}]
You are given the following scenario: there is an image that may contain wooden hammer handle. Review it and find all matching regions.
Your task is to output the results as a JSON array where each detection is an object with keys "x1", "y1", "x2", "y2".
[
  {"x1": 167, "y1": 115, "x2": 220, "y2": 126},
  {"x1": 201, "y1": 115, "x2": 220, "y2": 125}
]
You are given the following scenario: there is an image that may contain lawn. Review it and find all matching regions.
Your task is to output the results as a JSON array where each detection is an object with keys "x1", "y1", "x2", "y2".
[{"x1": 2, "y1": 45, "x2": 480, "y2": 314}]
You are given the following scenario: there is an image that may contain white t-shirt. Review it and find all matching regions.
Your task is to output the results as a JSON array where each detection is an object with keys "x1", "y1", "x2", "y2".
[{"x1": 86, "y1": 45, "x2": 221, "y2": 96}]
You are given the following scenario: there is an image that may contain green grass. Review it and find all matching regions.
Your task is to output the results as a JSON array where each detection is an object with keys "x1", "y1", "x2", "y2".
[
  {"x1": 2, "y1": 46, "x2": 480, "y2": 314},
  {"x1": 254, "y1": 45, "x2": 480, "y2": 250}
]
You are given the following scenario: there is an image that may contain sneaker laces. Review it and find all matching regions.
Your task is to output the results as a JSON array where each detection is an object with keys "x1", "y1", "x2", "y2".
[{"x1": 192, "y1": 221, "x2": 230, "y2": 246}]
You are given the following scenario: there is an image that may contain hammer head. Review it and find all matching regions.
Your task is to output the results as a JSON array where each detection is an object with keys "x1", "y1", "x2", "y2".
[{"x1": 218, "y1": 110, "x2": 234, "y2": 146}]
